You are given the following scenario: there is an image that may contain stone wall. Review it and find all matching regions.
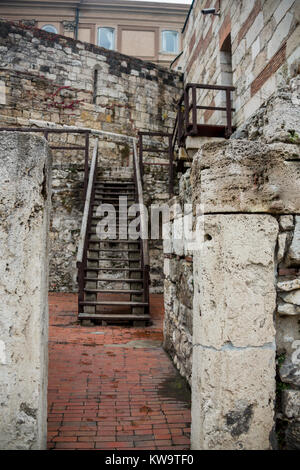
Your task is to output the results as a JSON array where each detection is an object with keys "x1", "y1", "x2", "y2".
[
  {"x1": 180, "y1": 0, "x2": 299, "y2": 127},
  {"x1": 275, "y1": 216, "x2": 300, "y2": 449},
  {"x1": 0, "y1": 20, "x2": 181, "y2": 134},
  {"x1": 163, "y1": 169, "x2": 193, "y2": 384},
  {"x1": 0, "y1": 132, "x2": 51, "y2": 449},
  {"x1": 0, "y1": 19, "x2": 182, "y2": 292}
]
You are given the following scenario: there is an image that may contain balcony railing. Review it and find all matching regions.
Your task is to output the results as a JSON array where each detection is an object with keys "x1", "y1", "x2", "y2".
[{"x1": 172, "y1": 83, "x2": 235, "y2": 149}]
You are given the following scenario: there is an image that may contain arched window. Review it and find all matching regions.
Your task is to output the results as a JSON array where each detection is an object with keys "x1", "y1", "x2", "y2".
[
  {"x1": 98, "y1": 27, "x2": 115, "y2": 50},
  {"x1": 41, "y1": 24, "x2": 58, "y2": 34},
  {"x1": 162, "y1": 30, "x2": 179, "y2": 54}
]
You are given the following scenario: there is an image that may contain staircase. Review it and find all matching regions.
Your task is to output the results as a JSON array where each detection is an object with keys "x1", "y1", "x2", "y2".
[{"x1": 77, "y1": 141, "x2": 150, "y2": 326}]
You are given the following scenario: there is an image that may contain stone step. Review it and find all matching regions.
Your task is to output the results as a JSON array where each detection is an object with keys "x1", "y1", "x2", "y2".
[
  {"x1": 92, "y1": 202, "x2": 135, "y2": 207},
  {"x1": 91, "y1": 215, "x2": 136, "y2": 220},
  {"x1": 87, "y1": 248, "x2": 140, "y2": 253},
  {"x1": 78, "y1": 313, "x2": 150, "y2": 322},
  {"x1": 95, "y1": 191, "x2": 135, "y2": 194},
  {"x1": 79, "y1": 301, "x2": 148, "y2": 306},
  {"x1": 87, "y1": 257, "x2": 140, "y2": 262},
  {"x1": 88, "y1": 238, "x2": 140, "y2": 244},
  {"x1": 84, "y1": 277, "x2": 143, "y2": 283},
  {"x1": 84, "y1": 288, "x2": 144, "y2": 294},
  {"x1": 84, "y1": 267, "x2": 144, "y2": 272}
]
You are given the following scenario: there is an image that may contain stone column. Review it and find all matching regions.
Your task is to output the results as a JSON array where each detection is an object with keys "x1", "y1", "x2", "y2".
[
  {"x1": 190, "y1": 139, "x2": 300, "y2": 450},
  {"x1": 191, "y1": 214, "x2": 278, "y2": 450},
  {"x1": 0, "y1": 132, "x2": 52, "y2": 450}
]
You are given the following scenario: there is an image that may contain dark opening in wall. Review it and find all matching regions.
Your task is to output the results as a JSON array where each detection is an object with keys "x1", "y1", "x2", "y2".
[
  {"x1": 220, "y1": 33, "x2": 233, "y2": 86},
  {"x1": 93, "y1": 68, "x2": 98, "y2": 104}
]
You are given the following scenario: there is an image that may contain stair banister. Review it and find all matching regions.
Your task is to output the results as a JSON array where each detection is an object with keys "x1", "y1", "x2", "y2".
[
  {"x1": 132, "y1": 140, "x2": 150, "y2": 307},
  {"x1": 77, "y1": 139, "x2": 98, "y2": 313}
]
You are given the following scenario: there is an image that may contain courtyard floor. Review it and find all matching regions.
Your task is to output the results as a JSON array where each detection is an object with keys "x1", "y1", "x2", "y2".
[{"x1": 47, "y1": 293, "x2": 191, "y2": 450}]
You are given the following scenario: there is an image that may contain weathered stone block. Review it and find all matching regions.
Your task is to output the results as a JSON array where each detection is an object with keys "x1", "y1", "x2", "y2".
[
  {"x1": 280, "y1": 359, "x2": 300, "y2": 386},
  {"x1": 279, "y1": 215, "x2": 294, "y2": 231},
  {"x1": 176, "y1": 260, "x2": 193, "y2": 309},
  {"x1": 287, "y1": 216, "x2": 300, "y2": 265},
  {"x1": 280, "y1": 290, "x2": 300, "y2": 306},
  {"x1": 277, "y1": 278, "x2": 300, "y2": 291},
  {"x1": 277, "y1": 232, "x2": 288, "y2": 263},
  {"x1": 163, "y1": 257, "x2": 178, "y2": 283},
  {"x1": 191, "y1": 346, "x2": 275, "y2": 450},
  {"x1": 276, "y1": 314, "x2": 300, "y2": 356},
  {"x1": 193, "y1": 214, "x2": 278, "y2": 349},
  {"x1": 277, "y1": 301, "x2": 300, "y2": 316},
  {"x1": 282, "y1": 389, "x2": 300, "y2": 418},
  {"x1": 285, "y1": 421, "x2": 300, "y2": 450},
  {"x1": 191, "y1": 140, "x2": 300, "y2": 214},
  {"x1": 0, "y1": 132, "x2": 51, "y2": 449}
]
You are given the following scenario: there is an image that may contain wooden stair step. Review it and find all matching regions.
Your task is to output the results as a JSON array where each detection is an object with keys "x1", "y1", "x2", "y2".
[
  {"x1": 95, "y1": 191, "x2": 135, "y2": 195},
  {"x1": 91, "y1": 216, "x2": 136, "y2": 220},
  {"x1": 95, "y1": 182, "x2": 134, "y2": 186},
  {"x1": 94, "y1": 196, "x2": 135, "y2": 200},
  {"x1": 85, "y1": 267, "x2": 143, "y2": 271},
  {"x1": 94, "y1": 188, "x2": 134, "y2": 192},
  {"x1": 79, "y1": 300, "x2": 148, "y2": 306},
  {"x1": 92, "y1": 203, "x2": 134, "y2": 207},
  {"x1": 87, "y1": 257, "x2": 140, "y2": 261},
  {"x1": 78, "y1": 313, "x2": 150, "y2": 321},
  {"x1": 88, "y1": 239, "x2": 140, "y2": 243},
  {"x1": 87, "y1": 249, "x2": 140, "y2": 252},
  {"x1": 84, "y1": 288, "x2": 144, "y2": 294},
  {"x1": 84, "y1": 277, "x2": 143, "y2": 282}
]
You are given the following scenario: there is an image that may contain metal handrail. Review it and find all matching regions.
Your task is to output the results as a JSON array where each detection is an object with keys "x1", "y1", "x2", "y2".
[
  {"x1": 77, "y1": 139, "x2": 98, "y2": 265},
  {"x1": 132, "y1": 139, "x2": 150, "y2": 308},
  {"x1": 0, "y1": 126, "x2": 91, "y2": 198},
  {"x1": 138, "y1": 131, "x2": 174, "y2": 196},
  {"x1": 133, "y1": 140, "x2": 149, "y2": 267},
  {"x1": 77, "y1": 139, "x2": 98, "y2": 313},
  {"x1": 174, "y1": 82, "x2": 235, "y2": 144}
]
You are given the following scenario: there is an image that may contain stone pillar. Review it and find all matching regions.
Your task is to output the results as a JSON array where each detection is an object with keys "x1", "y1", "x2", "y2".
[
  {"x1": 191, "y1": 214, "x2": 278, "y2": 450},
  {"x1": 0, "y1": 132, "x2": 52, "y2": 450},
  {"x1": 190, "y1": 138, "x2": 300, "y2": 450}
]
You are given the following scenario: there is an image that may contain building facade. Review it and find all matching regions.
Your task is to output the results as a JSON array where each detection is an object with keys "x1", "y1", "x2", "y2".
[
  {"x1": 0, "y1": 0, "x2": 299, "y2": 452},
  {"x1": 174, "y1": 0, "x2": 300, "y2": 127},
  {"x1": 0, "y1": 0, "x2": 190, "y2": 67}
]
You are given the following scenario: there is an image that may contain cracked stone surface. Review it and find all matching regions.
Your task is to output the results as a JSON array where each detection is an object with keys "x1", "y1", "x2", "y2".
[{"x1": 0, "y1": 132, "x2": 51, "y2": 450}]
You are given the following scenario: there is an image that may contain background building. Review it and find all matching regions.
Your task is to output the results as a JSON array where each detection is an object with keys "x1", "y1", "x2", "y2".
[{"x1": 0, "y1": 0, "x2": 190, "y2": 67}]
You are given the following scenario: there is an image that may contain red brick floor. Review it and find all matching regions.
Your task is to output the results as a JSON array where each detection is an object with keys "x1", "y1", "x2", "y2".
[{"x1": 48, "y1": 293, "x2": 191, "y2": 450}]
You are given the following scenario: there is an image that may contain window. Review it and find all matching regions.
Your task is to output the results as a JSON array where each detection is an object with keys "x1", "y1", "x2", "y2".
[
  {"x1": 98, "y1": 27, "x2": 115, "y2": 50},
  {"x1": 41, "y1": 24, "x2": 58, "y2": 34},
  {"x1": 162, "y1": 31, "x2": 179, "y2": 54}
]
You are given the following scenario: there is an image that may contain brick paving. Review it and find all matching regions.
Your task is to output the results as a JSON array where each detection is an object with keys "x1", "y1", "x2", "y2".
[{"x1": 48, "y1": 293, "x2": 191, "y2": 450}]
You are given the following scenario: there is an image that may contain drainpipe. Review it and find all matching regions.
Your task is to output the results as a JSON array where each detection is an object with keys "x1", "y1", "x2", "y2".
[{"x1": 74, "y1": 7, "x2": 79, "y2": 40}]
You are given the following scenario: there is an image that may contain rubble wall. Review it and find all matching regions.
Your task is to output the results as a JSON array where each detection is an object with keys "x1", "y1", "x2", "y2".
[{"x1": 0, "y1": 19, "x2": 182, "y2": 292}]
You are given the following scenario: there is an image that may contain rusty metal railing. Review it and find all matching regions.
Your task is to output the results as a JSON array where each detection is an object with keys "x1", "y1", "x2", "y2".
[
  {"x1": 138, "y1": 131, "x2": 174, "y2": 197},
  {"x1": 173, "y1": 83, "x2": 235, "y2": 148},
  {"x1": 132, "y1": 139, "x2": 150, "y2": 312},
  {"x1": 0, "y1": 127, "x2": 91, "y2": 198},
  {"x1": 76, "y1": 139, "x2": 98, "y2": 315}
]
